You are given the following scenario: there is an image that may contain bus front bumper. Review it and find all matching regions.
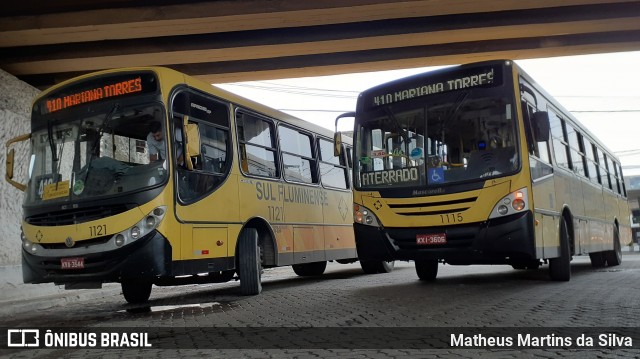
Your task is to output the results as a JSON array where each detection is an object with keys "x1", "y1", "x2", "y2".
[
  {"x1": 355, "y1": 211, "x2": 536, "y2": 264},
  {"x1": 22, "y1": 231, "x2": 171, "y2": 285}
]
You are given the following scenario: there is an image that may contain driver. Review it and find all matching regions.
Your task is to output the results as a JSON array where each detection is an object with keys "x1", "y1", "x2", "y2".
[
  {"x1": 147, "y1": 121, "x2": 166, "y2": 162},
  {"x1": 147, "y1": 121, "x2": 184, "y2": 165}
]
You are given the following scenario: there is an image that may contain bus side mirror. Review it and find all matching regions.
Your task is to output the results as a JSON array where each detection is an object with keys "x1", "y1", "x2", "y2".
[
  {"x1": 5, "y1": 133, "x2": 31, "y2": 191},
  {"x1": 532, "y1": 111, "x2": 550, "y2": 142},
  {"x1": 334, "y1": 111, "x2": 355, "y2": 157},
  {"x1": 334, "y1": 132, "x2": 342, "y2": 157},
  {"x1": 6, "y1": 148, "x2": 15, "y2": 180}
]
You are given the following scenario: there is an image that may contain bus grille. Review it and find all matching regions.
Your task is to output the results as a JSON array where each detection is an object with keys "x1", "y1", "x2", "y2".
[
  {"x1": 39, "y1": 234, "x2": 112, "y2": 249},
  {"x1": 25, "y1": 204, "x2": 134, "y2": 226},
  {"x1": 387, "y1": 196, "x2": 477, "y2": 216}
]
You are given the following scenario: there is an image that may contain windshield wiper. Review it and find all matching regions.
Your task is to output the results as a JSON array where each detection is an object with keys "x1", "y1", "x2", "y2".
[
  {"x1": 445, "y1": 91, "x2": 470, "y2": 123},
  {"x1": 385, "y1": 107, "x2": 410, "y2": 143},
  {"x1": 47, "y1": 119, "x2": 58, "y2": 164},
  {"x1": 89, "y1": 104, "x2": 120, "y2": 156},
  {"x1": 82, "y1": 104, "x2": 120, "y2": 184}
]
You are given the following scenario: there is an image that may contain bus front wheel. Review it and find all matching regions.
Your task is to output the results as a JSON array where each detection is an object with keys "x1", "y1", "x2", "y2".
[
  {"x1": 121, "y1": 279, "x2": 152, "y2": 304},
  {"x1": 415, "y1": 259, "x2": 438, "y2": 281},
  {"x1": 238, "y1": 227, "x2": 262, "y2": 295},
  {"x1": 549, "y1": 217, "x2": 571, "y2": 281}
]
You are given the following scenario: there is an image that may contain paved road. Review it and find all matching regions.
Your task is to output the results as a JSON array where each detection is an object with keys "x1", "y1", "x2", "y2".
[{"x1": 2, "y1": 253, "x2": 640, "y2": 358}]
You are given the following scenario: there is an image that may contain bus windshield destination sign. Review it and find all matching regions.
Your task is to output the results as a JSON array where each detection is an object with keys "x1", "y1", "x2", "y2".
[
  {"x1": 371, "y1": 67, "x2": 497, "y2": 107},
  {"x1": 360, "y1": 167, "x2": 420, "y2": 186},
  {"x1": 45, "y1": 77, "x2": 143, "y2": 113}
]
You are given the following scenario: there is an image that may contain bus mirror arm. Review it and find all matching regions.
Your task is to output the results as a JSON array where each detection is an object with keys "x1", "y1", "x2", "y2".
[
  {"x1": 532, "y1": 111, "x2": 550, "y2": 142},
  {"x1": 5, "y1": 133, "x2": 31, "y2": 191},
  {"x1": 334, "y1": 112, "x2": 355, "y2": 156}
]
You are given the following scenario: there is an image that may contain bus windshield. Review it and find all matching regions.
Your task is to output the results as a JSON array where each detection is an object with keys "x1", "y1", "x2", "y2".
[
  {"x1": 25, "y1": 103, "x2": 168, "y2": 206},
  {"x1": 354, "y1": 91, "x2": 519, "y2": 189}
]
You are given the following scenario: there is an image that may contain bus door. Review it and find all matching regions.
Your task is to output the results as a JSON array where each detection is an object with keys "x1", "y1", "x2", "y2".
[
  {"x1": 318, "y1": 139, "x2": 356, "y2": 260},
  {"x1": 277, "y1": 125, "x2": 325, "y2": 264},
  {"x1": 171, "y1": 91, "x2": 236, "y2": 265},
  {"x1": 521, "y1": 96, "x2": 556, "y2": 259},
  {"x1": 563, "y1": 121, "x2": 589, "y2": 253}
]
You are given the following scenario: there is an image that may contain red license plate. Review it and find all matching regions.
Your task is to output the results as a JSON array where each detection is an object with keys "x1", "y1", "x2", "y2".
[
  {"x1": 61, "y1": 257, "x2": 84, "y2": 269},
  {"x1": 416, "y1": 233, "x2": 447, "y2": 245}
]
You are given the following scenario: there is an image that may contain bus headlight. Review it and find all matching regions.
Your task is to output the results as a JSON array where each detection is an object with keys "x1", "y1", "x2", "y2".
[
  {"x1": 130, "y1": 226, "x2": 141, "y2": 239},
  {"x1": 489, "y1": 188, "x2": 529, "y2": 219},
  {"x1": 512, "y1": 198, "x2": 526, "y2": 211},
  {"x1": 115, "y1": 234, "x2": 126, "y2": 247},
  {"x1": 21, "y1": 229, "x2": 38, "y2": 253},
  {"x1": 23, "y1": 239, "x2": 37, "y2": 253},
  {"x1": 354, "y1": 204, "x2": 381, "y2": 227},
  {"x1": 111, "y1": 206, "x2": 166, "y2": 247},
  {"x1": 145, "y1": 216, "x2": 156, "y2": 229},
  {"x1": 497, "y1": 205, "x2": 509, "y2": 215}
]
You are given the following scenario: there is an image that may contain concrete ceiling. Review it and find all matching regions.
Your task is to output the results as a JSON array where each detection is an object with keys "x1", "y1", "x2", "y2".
[{"x1": 2, "y1": 0, "x2": 640, "y2": 89}]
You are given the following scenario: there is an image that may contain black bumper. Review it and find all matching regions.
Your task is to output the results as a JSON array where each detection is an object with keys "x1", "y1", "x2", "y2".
[
  {"x1": 355, "y1": 211, "x2": 536, "y2": 264},
  {"x1": 22, "y1": 231, "x2": 171, "y2": 284}
]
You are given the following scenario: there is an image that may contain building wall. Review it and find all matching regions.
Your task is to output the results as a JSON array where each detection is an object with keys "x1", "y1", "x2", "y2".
[{"x1": 0, "y1": 69, "x2": 40, "y2": 266}]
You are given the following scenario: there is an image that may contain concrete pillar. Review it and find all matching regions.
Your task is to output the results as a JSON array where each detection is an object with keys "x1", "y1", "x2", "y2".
[{"x1": 0, "y1": 69, "x2": 40, "y2": 266}]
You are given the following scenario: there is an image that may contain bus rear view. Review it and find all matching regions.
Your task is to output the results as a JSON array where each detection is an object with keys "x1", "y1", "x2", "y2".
[{"x1": 347, "y1": 60, "x2": 629, "y2": 281}]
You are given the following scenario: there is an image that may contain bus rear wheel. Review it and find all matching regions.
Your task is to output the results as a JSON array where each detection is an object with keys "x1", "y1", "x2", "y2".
[
  {"x1": 292, "y1": 261, "x2": 327, "y2": 276},
  {"x1": 121, "y1": 279, "x2": 152, "y2": 304},
  {"x1": 238, "y1": 228, "x2": 262, "y2": 295},
  {"x1": 415, "y1": 259, "x2": 438, "y2": 281},
  {"x1": 604, "y1": 226, "x2": 622, "y2": 266},
  {"x1": 549, "y1": 217, "x2": 571, "y2": 281}
]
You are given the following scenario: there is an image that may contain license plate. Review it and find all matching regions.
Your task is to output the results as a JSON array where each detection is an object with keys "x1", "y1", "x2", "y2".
[
  {"x1": 416, "y1": 233, "x2": 447, "y2": 245},
  {"x1": 61, "y1": 257, "x2": 84, "y2": 269}
]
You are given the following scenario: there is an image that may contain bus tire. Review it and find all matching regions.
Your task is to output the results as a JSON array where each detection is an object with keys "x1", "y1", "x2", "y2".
[
  {"x1": 360, "y1": 260, "x2": 380, "y2": 274},
  {"x1": 604, "y1": 226, "x2": 622, "y2": 267},
  {"x1": 292, "y1": 261, "x2": 327, "y2": 276},
  {"x1": 415, "y1": 259, "x2": 438, "y2": 281},
  {"x1": 589, "y1": 252, "x2": 606, "y2": 268},
  {"x1": 360, "y1": 260, "x2": 395, "y2": 274},
  {"x1": 549, "y1": 217, "x2": 571, "y2": 281},
  {"x1": 378, "y1": 260, "x2": 395, "y2": 273},
  {"x1": 238, "y1": 227, "x2": 262, "y2": 295},
  {"x1": 121, "y1": 279, "x2": 152, "y2": 304}
]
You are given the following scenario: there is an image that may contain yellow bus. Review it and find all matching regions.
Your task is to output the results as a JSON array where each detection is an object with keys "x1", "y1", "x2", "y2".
[
  {"x1": 335, "y1": 59, "x2": 631, "y2": 281},
  {"x1": 5, "y1": 67, "x2": 390, "y2": 303}
]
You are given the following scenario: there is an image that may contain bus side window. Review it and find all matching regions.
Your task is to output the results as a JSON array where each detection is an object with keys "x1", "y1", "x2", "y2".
[
  {"x1": 549, "y1": 111, "x2": 570, "y2": 169},
  {"x1": 236, "y1": 111, "x2": 278, "y2": 178}
]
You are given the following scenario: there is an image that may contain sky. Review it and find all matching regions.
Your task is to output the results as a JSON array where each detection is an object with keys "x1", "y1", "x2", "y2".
[{"x1": 216, "y1": 51, "x2": 640, "y2": 177}]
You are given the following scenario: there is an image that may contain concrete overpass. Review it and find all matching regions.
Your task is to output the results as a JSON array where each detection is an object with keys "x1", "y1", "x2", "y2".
[{"x1": 2, "y1": 0, "x2": 640, "y2": 89}]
